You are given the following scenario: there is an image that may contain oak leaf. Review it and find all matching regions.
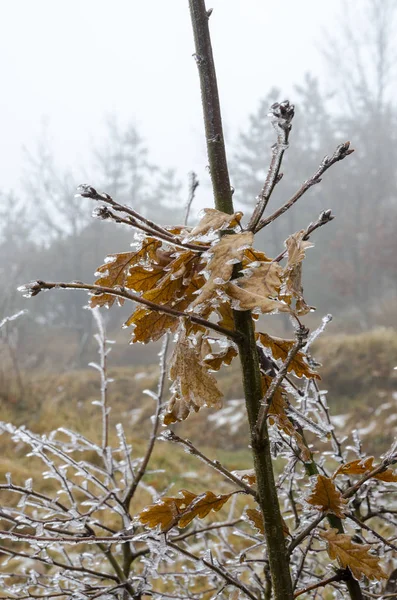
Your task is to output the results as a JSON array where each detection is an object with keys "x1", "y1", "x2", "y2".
[
  {"x1": 125, "y1": 263, "x2": 166, "y2": 294},
  {"x1": 163, "y1": 338, "x2": 223, "y2": 424},
  {"x1": 139, "y1": 489, "x2": 233, "y2": 531},
  {"x1": 333, "y1": 457, "x2": 375, "y2": 478},
  {"x1": 306, "y1": 475, "x2": 348, "y2": 518},
  {"x1": 245, "y1": 508, "x2": 289, "y2": 537},
  {"x1": 126, "y1": 275, "x2": 205, "y2": 344},
  {"x1": 186, "y1": 208, "x2": 243, "y2": 240},
  {"x1": 262, "y1": 374, "x2": 288, "y2": 418},
  {"x1": 202, "y1": 344, "x2": 238, "y2": 371},
  {"x1": 261, "y1": 374, "x2": 311, "y2": 461},
  {"x1": 233, "y1": 469, "x2": 256, "y2": 486},
  {"x1": 190, "y1": 232, "x2": 254, "y2": 310},
  {"x1": 257, "y1": 332, "x2": 320, "y2": 379},
  {"x1": 91, "y1": 239, "x2": 161, "y2": 308},
  {"x1": 374, "y1": 469, "x2": 397, "y2": 483},
  {"x1": 126, "y1": 294, "x2": 191, "y2": 344},
  {"x1": 225, "y1": 262, "x2": 289, "y2": 314},
  {"x1": 282, "y1": 230, "x2": 314, "y2": 316},
  {"x1": 246, "y1": 508, "x2": 264, "y2": 534},
  {"x1": 333, "y1": 457, "x2": 397, "y2": 482},
  {"x1": 320, "y1": 528, "x2": 388, "y2": 581},
  {"x1": 215, "y1": 301, "x2": 235, "y2": 331},
  {"x1": 243, "y1": 247, "x2": 272, "y2": 264}
]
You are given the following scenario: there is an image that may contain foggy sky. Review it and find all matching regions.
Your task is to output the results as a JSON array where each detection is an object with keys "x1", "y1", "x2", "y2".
[{"x1": 1, "y1": 0, "x2": 343, "y2": 202}]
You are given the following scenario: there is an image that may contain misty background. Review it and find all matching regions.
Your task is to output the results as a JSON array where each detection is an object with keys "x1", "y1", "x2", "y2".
[{"x1": 1, "y1": 0, "x2": 397, "y2": 373}]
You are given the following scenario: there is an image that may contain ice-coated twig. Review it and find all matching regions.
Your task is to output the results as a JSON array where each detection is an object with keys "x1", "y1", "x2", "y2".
[
  {"x1": 274, "y1": 210, "x2": 335, "y2": 264},
  {"x1": 167, "y1": 541, "x2": 259, "y2": 600},
  {"x1": 185, "y1": 171, "x2": 199, "y2": 226},
  {"x1": 255, "y1": 325, "x2": 309, "y2": 440},
  {"x1": 248, "y1": 100, "x2": 295, "y2": 232},
  {"x1": 123, "y1": 334, "x2": 169, "y2": 510},
  {"x1": 162, "y1": 430, "x2": 257, "y2": 498},
  {"x1": 294, "y1": 572, "x2": 346, "y2": 598},
  {"x1": 256, "y1": 142, "x2": 354, "y2": 233},
  {"x1": 0, "y1": 309, "x2": 27, "y2": 330},
  {"x1": 292, "y1": 531, "x2": 316, "y2": 590},
  {"x1": 287, "y1": 513, "x2": 325, "y2": 556},
  {"x1": 343, "y1": 452, "x2": 397, "y2": 499},
  {"x1": 347, "y1": 513, "x2": 397, "y2": 552},
  {"x1": 19, "y1": 280, "x2": 242, "y2": 343},
  {"x1": 91, "y1": 308, "x2": 112, "y2": 463},
  {"x1": 78, "y1": 184, "x2": 207, "y2": 253}
]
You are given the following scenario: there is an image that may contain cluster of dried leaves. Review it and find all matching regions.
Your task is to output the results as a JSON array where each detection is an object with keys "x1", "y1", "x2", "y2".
[
  {"x1": 91, "y1": 208, "x2": 316, "y2": 431},
  {"x1": 84, "y1": 205, "x2": 396, "y2": 594}
]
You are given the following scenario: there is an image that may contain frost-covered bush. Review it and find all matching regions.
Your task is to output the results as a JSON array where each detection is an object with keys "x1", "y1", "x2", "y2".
[{"x1": 2, "y1": 1, "x2": 396, "y2": 598}]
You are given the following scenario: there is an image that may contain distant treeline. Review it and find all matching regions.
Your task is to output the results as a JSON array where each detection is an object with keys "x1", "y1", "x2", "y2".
[{"x1": 1, "y1": 0, "x2": 396, "y2": 368}]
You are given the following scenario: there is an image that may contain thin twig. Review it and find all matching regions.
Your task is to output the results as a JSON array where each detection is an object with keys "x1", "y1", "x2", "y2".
[
  {"x1": 167, "y1": 541, "x2": 258, "y2": 600},
  {"x1": 163, "y1": 431, "x2": 257, "y2": 498},
  {"x1": 287, "y1": 513, "x2": 325, "y2": 556},
  {"x1": 91, "y1": 308, "x2": 110, "y2": 457},
  {"x1": 20, "y1": 280, "x2": 241, "y2": 342},
  {"x1": 343, "y1": 458, "x2": 397, "y2": 499},
  {"x1": 273, "y1": 209, "x2": 335, "y2": 263},
  {"x1": 255, "y1": 326, "x2": 309, "y2": 439},
  {"x1": 94, "y1": 205, "x2": 207, "y2": 253},
  {"x1": 294, "y1": 572, "x2": 344, "y2": 598},
  {"x1": 76, "y1": 184, "x2": 189, "y2": 246},
  {"x1": 348, "y1": 513, "x2": 397, "y2": 552},
  {"x1": 185, "y1": 172, "x2": 199, "y2": 226},
  {"x1": 248, "y1": 101, "x2": 294, "y2": 231},
  {"x1": 123, "y1": 335, "x2": 169, "y2": 510},
  {"x1": 256, "y1": 142, "x2": 354, "y2": 233}
]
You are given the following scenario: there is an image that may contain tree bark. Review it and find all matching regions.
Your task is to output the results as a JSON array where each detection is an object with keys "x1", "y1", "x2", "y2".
[{"x1": 188, "y1": 1, "x2": 294, "y2": 598}]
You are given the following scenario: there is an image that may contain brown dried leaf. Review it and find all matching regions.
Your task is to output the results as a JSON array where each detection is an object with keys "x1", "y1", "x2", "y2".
[
  {"x1": 202, "y1": 344, "x2": 238, "y2": 371},
  {"x1": 321, "y1": 528, "x2": 388, "y2": 581},
  {"x1": 190, "y1": 232, "x2": 254, "y2": 310},
  {"x1": 257, "y1": 332, "x2": 320, "y2": 380},
  {"x1": 374, "y1": 469, "x2": 397, "y2": 483},
  {"x1": 216, "y1": 301, "x2": 235, "y2": 331},
  {"x1": 164, "y1": 338, "x2": 223, "y2": 424},
  {"x1": 282, "y1": 230, "x2": 314, "y2": 316},
  {"x1": 187, "y1": 208, "x2": 243, "y2": 239},
  {"x1": 262, "y1": 374, "x2": 288, "y2": 418},
  {"x1": 225, "y1": 262, "x2": 289, "y2": 314},
  {"x1": 269, "y1": 407, "x2": 311, "y2": 462},
  {"x1": 125, "y1": 294, "x2": 190, "y2": 344},
  {"x1": 125, "y1": 274, "x2": 205, "y2": 344},
  {"x1": 306, "y1": 475, "x2": 348, "y2": 518},
  {"x1": 233, "y1": 469, "x2": 256, "y2": 486},
  {"x1": 333, "y1": 457, "x2": 397, "y2": 482},
  {"x1": 178, "y1": 490, "x2": 234, "y2": 527},
  {"x1": 139, "y1": 489, "x2": 233, "y2": 531},
  {"x1": 124, "y1": 263, "x2": 165, "y2": 293},
  {"x1": 243, "y1": 247, "x2": 272, "y2": 264},
  {"x1": 246, "y1": 508, "x2": 264, "y2": 534},
  {"x1": 245, "y1": 508, "x2": 289, "y2": 537},
  {"x1": 91, "y1": 239, "x2": 161, "y2": 308},
  {"x1": 333, "y1": 457, "x2": 375, "y2": 478}
]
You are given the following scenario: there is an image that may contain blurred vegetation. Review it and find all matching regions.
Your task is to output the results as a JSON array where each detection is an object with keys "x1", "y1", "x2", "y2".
[{"x1": 1, "y1": 327, "x2": 395, "y2": 495}]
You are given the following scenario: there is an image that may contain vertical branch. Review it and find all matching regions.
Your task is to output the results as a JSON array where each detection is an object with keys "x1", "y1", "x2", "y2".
[
  {"x1": 188, "y1": 1, "x2": 233, "y2": 214},
  {"x1": 188, "y1": 2, "x2": 294, "y2": 598}
]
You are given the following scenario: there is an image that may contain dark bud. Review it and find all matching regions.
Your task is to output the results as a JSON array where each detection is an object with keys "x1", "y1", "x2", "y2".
[
  {"x1": 92, "y1": 206, "x2": 111, "y2": 220},
  {"x1": 76, "y1": 184, "x2": 98, "y2": 198}
]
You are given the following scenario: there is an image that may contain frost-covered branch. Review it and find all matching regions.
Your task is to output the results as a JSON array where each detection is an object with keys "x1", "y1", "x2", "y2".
[
  {"x1": 256, "y1": 142, "x2": 354, "y2": 233},
  {"x1": 248, "y1": 101, "x2": 294, "y2": 231}
]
